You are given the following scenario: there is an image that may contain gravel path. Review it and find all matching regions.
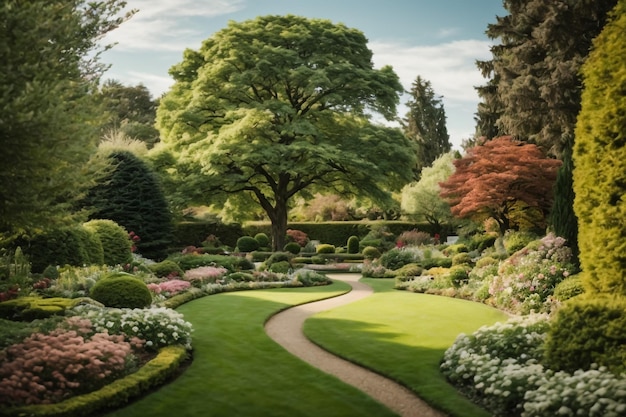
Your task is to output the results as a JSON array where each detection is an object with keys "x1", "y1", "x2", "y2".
[{"x1": 265, "y1": 273, "x2": 448, "y2": 417}]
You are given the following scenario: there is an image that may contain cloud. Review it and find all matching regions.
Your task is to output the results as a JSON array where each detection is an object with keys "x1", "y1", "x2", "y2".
[{"x1": 102, "y1": 0, "x2": 244, "y2": 51}]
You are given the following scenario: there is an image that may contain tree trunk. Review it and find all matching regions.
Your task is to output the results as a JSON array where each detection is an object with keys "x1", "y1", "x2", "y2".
[{"x1": 270, "y1": 202, "x2": 288, "y2": 252}]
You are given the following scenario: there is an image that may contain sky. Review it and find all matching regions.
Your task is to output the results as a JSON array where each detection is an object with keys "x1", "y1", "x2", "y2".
[{"x1": 100, "y1": 0, "x2": 506, "y2": 150}]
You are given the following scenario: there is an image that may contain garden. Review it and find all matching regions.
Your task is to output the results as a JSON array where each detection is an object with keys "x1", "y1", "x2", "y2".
[{"x1": 1, "y1": 222, "x2": 625, "y2": 417}]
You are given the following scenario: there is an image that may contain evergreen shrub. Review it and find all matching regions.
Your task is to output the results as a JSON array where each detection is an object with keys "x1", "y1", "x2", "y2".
[
  {"x1": 283, "y1": 242, "x2": 301, "y2": 254},
  {"x1": 84, "y1": 220, "x2": 132, "y2": 266},
  {"x1": 379, "y1": 248, "x2": 417, "y2": 270},
  {"x1": 552, "y1": 275, "x2": 585, "y2": 301},
  {"x1": 452, "y1": 252, "x2": 472, "y2": 266},
  {"x1": 362, "y1": 246, "x2": 381, "y2": 260},
  {"x1": 269, "y1": 261, "x2": 291, "y2": 273},
  {"x1": 544, "y1": 295, "x2": 626, "y2": 375},
  {"x1": 149, "y1": 260, "x2": 184, "y2": 278},
  {"x1": 347, "y1": 235, "x2": 359, "y2": 254},
  {"x1": 90, "y1": 272, "x2": 152, "y2": 309},
  {"x1": 236, "y1": 236, "x2": 259, "y2": 252},
  {"x1": 316, "y1": 244, "x2": 335, "y2": 254},
  {"x1": 254, "y1": 233, "x2": 270, "y2": 248}
]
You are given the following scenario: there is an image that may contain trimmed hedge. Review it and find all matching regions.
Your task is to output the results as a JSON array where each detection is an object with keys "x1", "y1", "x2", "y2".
[
  {"x1": 243, "y1": 221, "x2": 450, "y2": 247},
  {"x1": 173, "y1": 220, "x2": 244, "y2": 249},
  {"x1": 83, "y1": 220, "x2": 132, "y2": 266}
]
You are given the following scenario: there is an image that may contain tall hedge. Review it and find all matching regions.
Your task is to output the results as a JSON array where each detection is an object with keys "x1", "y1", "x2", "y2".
[
  {"x1": 84, "y1": 151, "x2": 173, "y2": 261},
  {"x1": 573, "y1": 0, "x2": 626, "y2": 295}
]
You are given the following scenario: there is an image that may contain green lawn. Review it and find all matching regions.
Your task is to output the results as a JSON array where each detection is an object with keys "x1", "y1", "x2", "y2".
[
  {"x1": 103, "y1": 280, "x2": 399, "y2": 417},
  {"x1": 303, "y1": 278, "x2": 508, "y2": 417},
  {"x1": 104, "y1": 277, "x2": 506, "y2": 417}
]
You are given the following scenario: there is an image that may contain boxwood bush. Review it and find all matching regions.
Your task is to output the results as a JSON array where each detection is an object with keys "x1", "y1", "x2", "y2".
[
  {"x1": 90, "y1": 272, "x2": 152, "y2": 309},
  {"x1": 84, "y1": 219, "x2": 132, "y2": 266}
]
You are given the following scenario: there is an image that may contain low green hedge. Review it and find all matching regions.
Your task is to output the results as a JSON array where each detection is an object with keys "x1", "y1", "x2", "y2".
[
  {"x1": 173, "y1": 220, "x2": 244, "y2": 248},
  {"x1": 0, "y1": 345, "x2": 189, "y2": 417}
]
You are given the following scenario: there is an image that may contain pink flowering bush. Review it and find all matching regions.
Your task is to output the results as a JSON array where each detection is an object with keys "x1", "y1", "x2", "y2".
[
  {"x1": 184, "y1": 266, "x2": 228, "y2": 285},
  {"x1": 147, "y1": 279, "x2": 191, "y2": 296},
  {"x1": 0, "y1": 319, "x2": 139, "y2": 406},
  {"x1": 488, "y1": 233, "x2": 578, "y2": 314}
]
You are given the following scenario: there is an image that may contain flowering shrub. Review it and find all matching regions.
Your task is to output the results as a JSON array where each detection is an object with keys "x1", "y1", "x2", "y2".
[
  {"x1": 69, "y1": 305, "x2": 193, "y2": 350},
  {"x1": 488, "y1": 233, "x2": 577, "y2": 314},
  {"x1": 286, "y1": 229, "x2": 309, "y2": 246},
  {"x1": 396, "y1": 229, "x2": 433, "y2": 247},
  {"x1": 0, "y1": 321, "x2": 138, "y2": 406},
  {"x1": 184, "y1": 266, "x2": 228, "y2": 284},
  {"x1": 440, "y1": 315, "x2": 626, "y2": 417},
  {"x1": 147, "y1": 279, "x2": 191, "y2": 297}
]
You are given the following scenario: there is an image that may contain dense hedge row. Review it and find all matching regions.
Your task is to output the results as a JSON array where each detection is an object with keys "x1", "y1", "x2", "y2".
[
  {"x1": 172, "y1": 221, "x2": 244, "y2": 249},
  {"x1": 242, "y1": 221, "x2": 450, "y2": 247}
]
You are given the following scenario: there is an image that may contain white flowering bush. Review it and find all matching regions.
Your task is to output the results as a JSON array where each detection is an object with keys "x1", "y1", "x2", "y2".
[
  {"x1": 441, "y1": 316, "x2": 626, "y2": 417},
  {"x1": 69, "y1": 305, "x2": 193, "y2": 350}
]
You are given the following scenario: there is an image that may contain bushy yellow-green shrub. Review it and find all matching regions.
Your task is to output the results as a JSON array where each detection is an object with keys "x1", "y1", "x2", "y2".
[
  {"x1": 552, "y1": 275, "x2": 585, "y2": 301},
  {"x1": 316, "y1": 244, "x2": 335, "y2": 254},
  {"x1": 544, "y1": 295, "x2": 626, "y2": 375}
]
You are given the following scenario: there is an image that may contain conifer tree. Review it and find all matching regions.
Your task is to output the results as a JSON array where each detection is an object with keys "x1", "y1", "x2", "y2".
[
  {"x1": 573, "y1": 0, "x2": 626, "y2": 295},
  {"x1": 403, "y1": 76, "x2": 451, "y2": 178},
  {"x1": 85, "y1": 151, "x2": 173, "y2": 261}
]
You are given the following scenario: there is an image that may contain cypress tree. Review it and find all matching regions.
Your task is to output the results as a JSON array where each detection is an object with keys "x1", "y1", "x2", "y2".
[{"x1": 573, "y1": 0, "x2": 626, "y2": 295}]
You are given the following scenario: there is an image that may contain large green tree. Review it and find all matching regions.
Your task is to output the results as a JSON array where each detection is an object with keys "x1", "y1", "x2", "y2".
[
  {"x1": 402, "y1": 76, "x2": 450, "y2": 179},
  {"x1": 0, "y1": 1, "x2": 134, "y2": 235},
  {"x1": 401, "y1": 152, "x2": 456, "y2": 234},
  {"x1": 157, "y1": 15, "x2": 416, "y2": 250},
  {"x1": 475, "y1": 0, "x2": 616, "y2": 155},
  {"x1": 98, "y1": 79, "x2": 160, "y2": 148},
  {"x1": 573, "y1": 0, "x2": 626, "y2": 295}
]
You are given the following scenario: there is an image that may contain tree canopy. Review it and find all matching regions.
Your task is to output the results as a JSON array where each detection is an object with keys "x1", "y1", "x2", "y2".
[
  {"x1": 573, "y1": 0, "x2": 626, "y2": 295},
  {"x1": 401, "y1": 152, "x2": 455, "y2": 234},
  {"x1": 156, "y1": 15, "x2": 416, "y2": 249},
  {"x1": 475, "y1": 0, "x2": 616, "y2": 155},
  {"x1": 0, "y1": 0, "x2": 134, "y2": 235},
  {"x1": 439, "y1": 136, "x2": 561, "y2": 235},
  {"x1": 402, "y1": 76, "x2": 450, "y2": 179}
]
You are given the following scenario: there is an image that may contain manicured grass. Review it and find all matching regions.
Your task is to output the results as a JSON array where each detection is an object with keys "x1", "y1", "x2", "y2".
[
  {"x1": 303, "y1": 277, "x2": 509, "y2": 417},
  {"x1": 103, "y1": 280, "x2": 398, "y2": 417}
]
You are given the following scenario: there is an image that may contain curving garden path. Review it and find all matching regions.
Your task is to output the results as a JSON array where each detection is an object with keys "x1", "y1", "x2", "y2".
[{"x1": 265, "y1": 274, "x2": 447, "y2": 417}]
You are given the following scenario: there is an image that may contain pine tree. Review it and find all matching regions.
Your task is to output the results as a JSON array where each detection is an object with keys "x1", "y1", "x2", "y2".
[{"x1": 403, "y1": 76, "x2": 451, "y2": 179}]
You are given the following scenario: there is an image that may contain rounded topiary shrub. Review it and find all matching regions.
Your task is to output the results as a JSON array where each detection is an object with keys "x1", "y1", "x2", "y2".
[
  {"x1": 83, "y1": 219, "x2": 132, "y2": 266},
  {"x1": 362, "y1": 246, "x2": 381, "y2": 260},
  {"x1": 283, "y1": 242, "x2": 301, "y2": 255},
  {"x1": 544, "y1": 295, "x2": 626, "y2": 375},
  {"x1": 254, "y1": 233, "x2": 271, "y2": 249},
  {"x1": 90, "y1": 272, "x2": 152, "y2": 308},
  {"x1": 236, "y1": 236, "x2": 260, "y2": 252},
  {"x1": 316, "y1": 244, "x2": 335, "y2": 254},
  {"x1": 269, "y1": 261, "x2": 291, "y2": 273},
  {"x1": 347, "y1": 235, "x2": 360, "y2": 254},
  {"x1": 149, "y1": 260, "x2": 184, "y2": 278},
  {"x1": 552, "y1": 275, "x2": 585, "y2": 301},
  {"x1": 448, "y1": 265, "x2": 470, "y2": 287}
]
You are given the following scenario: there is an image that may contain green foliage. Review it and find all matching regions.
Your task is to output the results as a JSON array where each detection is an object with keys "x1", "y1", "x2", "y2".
[
  {"x1": 401, "y1": 152, "x2": 455, "y2": 230},
  {"x1": 268, "y1": 261, "x2": 291, "y2": 274},
  {"x1": 149, "y1": 260, "x2": 184, "y2": 278},
  {"x1": 173, "y1": 220, "x2": 243, "y2": 249},
  {"x1": 316, "y1": 244, "x2": 335, "y2": 254},
  {"x1": 403, "y1": 76, "x2": 451, "y2": 178},
  {"x1": 346, "y1": 236, "x2": 360, "y2": 254},
  {"x1": 254, "y1": 233, "x2": 270, "y2": 248},
  {"x1": 90, "y1": 272, "x2": 152, "y2": 308},
  {"x1": 573, "y1": 0, "x2": 626, "y2": 296},
  {"x1": 0, "y1": 0, "x2": 134, "y2": 234},
  {"x1": 447, "y1": 266, "x2": 470, "y2": 287},
  {"x1": 466, "y1": 234, "x2": 497, "y2": 253},
  {"x1": 12, "y1": 225, "x2": 102, "y2": 273},
  {"x1": 451, "y1": 253, "x2": 472, "y2": 266},
  {"x1": 84, "y1": 151, "x2": 174, "y2": 261},
  {"x1": 552, "y1": 275, "x2": 585, "y2": 302},
  {"x1": 420, "y1": 257, "x2": 452, "y2": 269},
  {"x1": 167, "y1": 253, "x2": 254, "y2": 272},
  {"x1": 378, "y1": 248, "x2": 418, "y2": 270},
  {"x1": 0, "y1": 297, "x2": 82, "y2": 321},
  {"x1": 157, "y1": 15, "x2": 415, "y2": 250},
  {"x1": 362, "y1": 246, "x2": 381, "y2": 260},
  {"x1": 444, "y1": 243, "x2": 468, "y2": 255},
  {"x1": 261, "y1": 252, "x2": 293, "y2": 271},
  {"x1": 393, "y1": 263, "x2": 423, "y2": 278},
  {"x1": 42, "y1": 265, "x2": 59, "y2": 280},
  {"x1": 83, "y1": 219, "x2": 132, "y2": 266},
  {"x1": 283, "y1": 242, "x2": 301, "y2": 255},
  {"x1": 236, "y1": 236, "x2": 260, "y2": 253},
  {"x1": 503, "y1": 231, "x2": 538, "y2": 255},
  {"x1": 544, "y1": 295, "x2": 626, "y2": 375}
]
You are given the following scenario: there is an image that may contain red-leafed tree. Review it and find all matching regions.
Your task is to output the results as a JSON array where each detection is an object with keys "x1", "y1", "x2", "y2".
[{"x1": 439, "y1": 136, "x2": 561, "y2": 235}]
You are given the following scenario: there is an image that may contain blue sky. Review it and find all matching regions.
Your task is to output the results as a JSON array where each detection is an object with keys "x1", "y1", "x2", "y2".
[{"x1": 101, "y1": 0, "x2": 505, "y2": 149}]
